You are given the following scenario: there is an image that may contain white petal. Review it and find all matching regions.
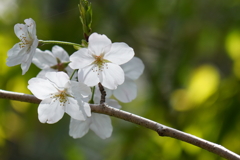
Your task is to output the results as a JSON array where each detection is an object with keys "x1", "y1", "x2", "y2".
[
  {"x1": 100, "y1": 63, "x2": 124, "y2": 89},
  {"x1": 82, "y1": 96, "x2": 91, "y2": 103},
  {"x1": 71, "y1": 81, "x2": 92, "y2": 97},
  {"x1": 69, "y1": 48, "x2": 94, "y2": 69},
  {"x1": 90, "y1": 113, "x2": 113, "y2": 139},
  {"x1": 20, "y1": 36, "x2": 38, "y2": 75},
  {"x1": 104, "y1": 43, "x2": 134, "y2": 65},
  {"x1": 30, "y1": 36, "x2": 39, "y2": 52},
  {"x1": 113, "y1": 79, "x2": 137, "y2": 103},
  {"x1": 88, "y1": 33, "x2": 112, "y2": 56},
  {"x1": 67, "y1": 95, "x2": 91, "y2": 116},
  {"x1": 32, "y1": 48, "x2": 57, "y2": 69},
  {"x1": 78, "y1": 66, "x2": 100, "y2": 87},
  {"x1": 69, "y1": 117, "x2": 91, "y2": 138},
  {"x1": 65, "y1": 97, "x2": 85, "y2": 121},
  {"x1": 77, "y1": 69, "x2": 85, "y2": 83},
  {"x1": 36, "y1": 69, "x2": 55, "y2": 78},
  {"x1": 6, "y1": 43, "x2": 26, "y2": 66},
  {"x1": 121, "y1": 57, "x2": 144, "y2": 80},
  {"x1": 24, "y1": 18, "x2": 37, "y2": 37},
  {"x1": 52, "y1": 45, "x2": 69, "y2": 62},
  {"x1": 38, "y1": 98, "x2": 64, "y2": 124},
  {"x1": 14, "y1": 24, "x2": 28, "y2": 40},
  {"x1": 21, "y1": 58, "x2": 32, "y2": 75},
  {"x1": 67, "y1": 81, "x2": 91, "y2": 117},
  {"x1": 104, "y1": 88, "x2": 113, "y2": 98},
  {"x1": 14, "y1": 19, "x2": 37, "y2": 48},
  {"x1": 28, "y1": 77, "x2": 58, "y2": 99},
  {"x1": 45, "y1": 72, "x2": 69, "y2": 89},
  {"x1": 21, "y1": 48, "x2": 36, "y2": 75},
  {"x1": 106, "y1": 98, "x2": 122, "y2": 109},
  {"x1": 93, "y1": 91, "x2": 101, "y2": 104},
  {"x1": 83, "y1": 102, "x2": 91, "y2": 117}
]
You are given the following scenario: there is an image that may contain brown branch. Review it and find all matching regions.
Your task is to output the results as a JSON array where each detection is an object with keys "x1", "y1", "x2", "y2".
[
  {"x1": 0, "y1": 89, "x2": 239, "y2": 160},
  {"x1": 98, "y1": 82, "x2": 106, "y2": 104},
  {"x1": 0, "y1": 89, "x2": 41, "y2": 103}
]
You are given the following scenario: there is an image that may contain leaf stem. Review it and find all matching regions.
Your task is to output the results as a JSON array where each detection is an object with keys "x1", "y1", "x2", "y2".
[
  {"x1": 89, "y1": 86, "x2": 95, "y2": 104},
  {"x1": 39, "y1": 40, "x2": 83, "y2": 48},
  {"x1": 69, "y1": 69, "x2": 77, "y2": 80}
]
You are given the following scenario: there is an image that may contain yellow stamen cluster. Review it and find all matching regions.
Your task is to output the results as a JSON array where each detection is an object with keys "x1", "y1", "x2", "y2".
[
  {"x1": 92, "y1": 54, "x2": 110, "y2": 74},
  {"x1": 93, "y1": 54, "x2": 104, "y2": 66},
  {"x1": 51, "y1": 90, "x2": 70, "y2": 106},
  {"x1": 19, "y1": 33, "x2": 31, "y2": 49}
]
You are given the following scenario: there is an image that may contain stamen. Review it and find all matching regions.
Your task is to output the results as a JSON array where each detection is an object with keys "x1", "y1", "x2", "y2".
[
  {"x1": 91, "y1": 54, "x2": 110, "y2": 74},
  {"x1": 52, "y1": 90, "x2": 70, "y2": 106},
  {"x1": 19, "y1": 34, "x2": 32, "y2": 48}
]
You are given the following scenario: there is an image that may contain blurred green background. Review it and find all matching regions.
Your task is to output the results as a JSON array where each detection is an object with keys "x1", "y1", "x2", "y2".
[{"x1": 1, "y1": 0, "x2": 240, "y2": 159}]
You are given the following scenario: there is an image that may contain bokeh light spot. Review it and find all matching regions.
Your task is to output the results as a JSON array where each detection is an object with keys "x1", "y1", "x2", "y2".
[
  {"x1": 6, "y1": 76, "x2": 30, "y2": 94},
  {"x1": 225, "y1": 29, "x2": 240, "y2": 60},
  {"x1": 0, "y1": 34, "x2": 13, "y2": 76},
  {"x1": 188, "y1": 65, "x2": 220, "y2": 105},
  {"x1": 171, "y1": 65, "x2": 219, "y2": 111}
]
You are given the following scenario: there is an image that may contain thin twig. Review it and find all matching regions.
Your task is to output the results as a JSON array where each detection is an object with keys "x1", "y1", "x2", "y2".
[
  {"x1": 0, "y1": 89, "x2": 239, "y2": 160},
  {"x1": 98, "y1": 83, "x2": 106, "y2": 104}
]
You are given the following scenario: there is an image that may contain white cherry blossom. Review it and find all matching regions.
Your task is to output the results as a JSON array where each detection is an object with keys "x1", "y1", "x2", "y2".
[
  {"x1": 32, "y1": 45, "x2": 76, "y2": 79},
  {"x1": 27, "y1": 72, "x2": 91, "y2": 124},
  {"x1": 69, "y1": 32, "x2": 134, "y2": 90},
  {"x1": 6, "y1": 18, "x2": 38, "y2": 75},
  {"x1": 69, "y1": 87, "x2": 121, "y2": 139}
]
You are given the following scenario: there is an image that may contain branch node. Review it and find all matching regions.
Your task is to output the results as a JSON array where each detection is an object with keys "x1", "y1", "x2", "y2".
[{"x1": 156, "y1": 124, "x2": 167, "y2": 137}]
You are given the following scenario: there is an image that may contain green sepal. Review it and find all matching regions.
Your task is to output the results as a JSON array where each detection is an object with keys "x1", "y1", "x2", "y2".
[
  {"x1": 73, "y1": 45, "x2": 82, "y2": 50},
  {"x1": 50, "y1": 60, "x2": 70, "y2": 72},
  {"x1": 81, "y1": 39, "x2": 88, "y2": 47}
]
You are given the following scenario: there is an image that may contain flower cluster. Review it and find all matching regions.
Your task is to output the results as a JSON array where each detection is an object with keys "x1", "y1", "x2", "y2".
[{"x1": 6, "y1": 18, "x2": 144, "y2": 139}]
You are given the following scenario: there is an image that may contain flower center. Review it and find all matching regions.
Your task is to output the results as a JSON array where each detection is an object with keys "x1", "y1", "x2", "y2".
[
  {"x1": 19, "y1": 33, "x2": 32, "y2": 49},
  {"x1": 51, "y1": 58, "x2": 66, "y2": 71},
  {"x1": 51, "y1": 90, "x2": 70, "y2": 106},
  {"x1": 91, "y1": 54, "x2": 111, "y2": 74},
  {"x1": 93, "y1": 54, "x2": 104, "y2": 66}
]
